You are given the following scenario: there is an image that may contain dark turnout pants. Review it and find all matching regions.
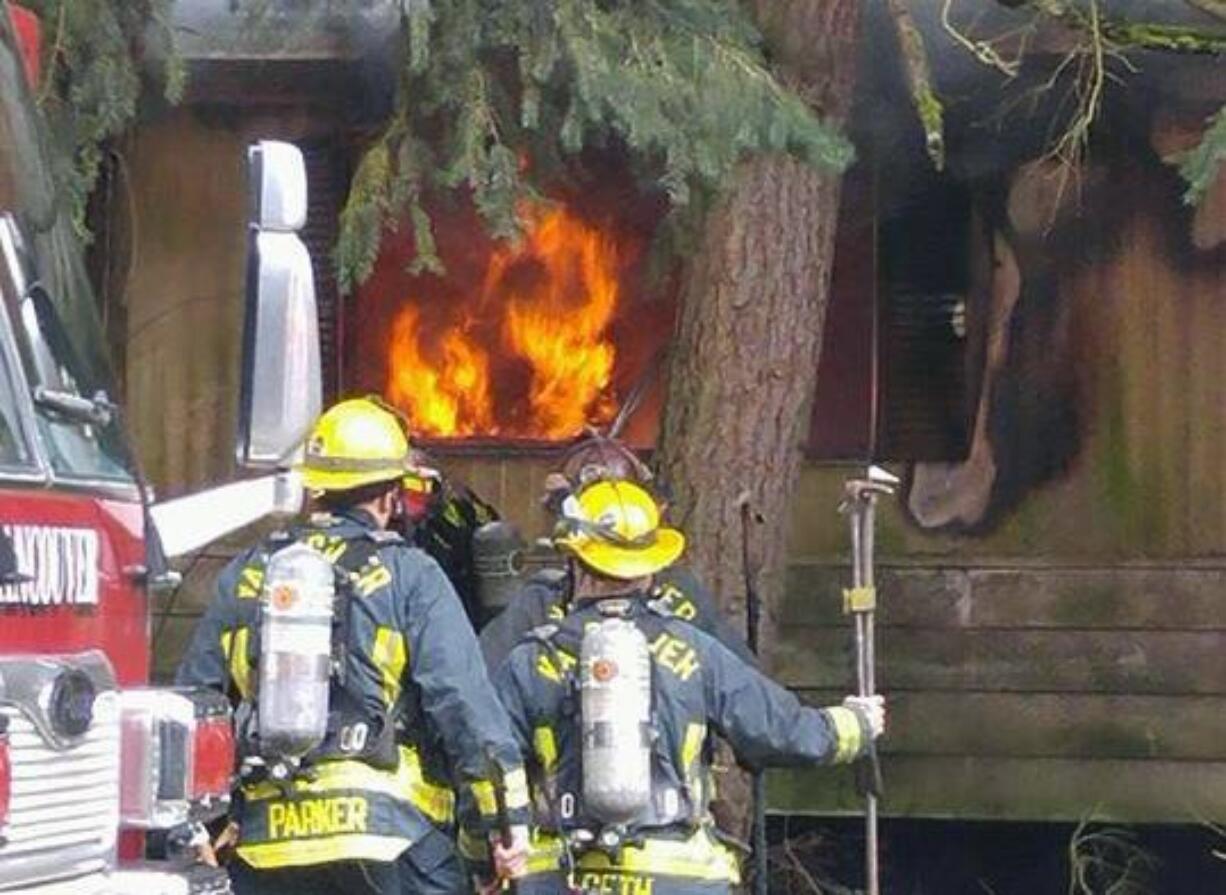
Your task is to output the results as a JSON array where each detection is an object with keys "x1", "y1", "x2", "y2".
[{"x1": 228, "y1": 828, "x2": 467, "y2": 895}]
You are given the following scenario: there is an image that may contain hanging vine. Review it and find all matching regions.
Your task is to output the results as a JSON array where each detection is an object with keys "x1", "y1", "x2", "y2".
[{"x1": 940, "y1": 0, "x2": 1226, "y2": 203}]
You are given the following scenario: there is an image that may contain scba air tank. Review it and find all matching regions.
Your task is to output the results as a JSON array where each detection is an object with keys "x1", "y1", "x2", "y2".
[
  {"x1": 257, "y1": 542, "x2": 336, "y2": 759},
  {"x1": 580, "y1": 616, "x2": 653, "y2": 825}
]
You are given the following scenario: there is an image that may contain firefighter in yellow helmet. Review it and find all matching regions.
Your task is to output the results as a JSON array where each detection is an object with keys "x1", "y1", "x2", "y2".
[
  {"x1": 489, "y1": 479, "x2": 885, "y2": 895},
  {"x1": 478, "y1": 434, "x2": 756, "y2": 669},
  {"x1": 177, "y1": 397, "x2": 529, "y2": 895}
]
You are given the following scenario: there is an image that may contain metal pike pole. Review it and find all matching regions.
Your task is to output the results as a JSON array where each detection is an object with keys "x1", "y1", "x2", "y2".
[{"x1": 840, "y1": 466, "x2": 897, "y2": 895}]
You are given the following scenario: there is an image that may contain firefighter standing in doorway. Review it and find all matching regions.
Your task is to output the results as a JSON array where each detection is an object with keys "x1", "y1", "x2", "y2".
[
  {"x1": 478, "y1": 435, "x2": 754, "y2": 671},
  {"x1": 489, "y1": 479, "x2": 885, "y2": 894},
  {"x1": 397, "y1": 448, "x2": 500, "y2": 627},
  {"x1": 176, "y1": 398, "x2": 530, "y2": 895}
]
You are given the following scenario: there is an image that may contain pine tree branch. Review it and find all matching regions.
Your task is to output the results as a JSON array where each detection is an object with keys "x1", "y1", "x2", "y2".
[
  {"x1": 1041, "y1": 0, "x2": 1107, "y2": 209},
  {"x1": 1180, "y1": 105, "x2": 1226, "y2": 205},
  {"x1": 314, "y1": 0, "x2": 856, "y2": 290},
  {"x1": 36, "y1": 1, "x2": 66, "y2": 105},
  {"x1": 887, "y1": 0, "x2": 945, "y2": 170},
  {"x1": 27, "y1": 0, "x2": 183, "y2": 240}
]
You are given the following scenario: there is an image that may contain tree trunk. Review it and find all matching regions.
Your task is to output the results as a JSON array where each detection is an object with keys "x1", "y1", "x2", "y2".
[
  {"x1": 655, "y1": 0, "x2": 861, "y2": 844},
  {"x1": 658, "y1": 0, "x2": 860, "y2": 662}
]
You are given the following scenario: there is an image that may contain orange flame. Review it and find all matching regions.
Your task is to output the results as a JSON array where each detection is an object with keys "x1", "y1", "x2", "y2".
[
  {"x1": 385, "y1": 202, "x2": 624, "y2": 439},
  {"x1": 387, "y1": 307, "x2": 495, "y2": 437},
  {"x1": 497, "y1": 207, "x2": 619, "y2": 437}
]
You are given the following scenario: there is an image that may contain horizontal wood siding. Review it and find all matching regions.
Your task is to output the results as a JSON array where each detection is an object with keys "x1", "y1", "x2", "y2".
[
  {"x1": 775, "y1": 167, "x2": 1226, "y2": 821},
  {"x1": 768, "y1": 757, "x2": 1226, "y2": 822},
  {"x1": 797, "y1": 690, "x2": 1226, "y2": 761}
]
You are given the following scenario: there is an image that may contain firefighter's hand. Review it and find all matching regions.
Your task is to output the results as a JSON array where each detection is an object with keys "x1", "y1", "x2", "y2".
[
  {"x1": 490, "y1": 825, "x2": 530, "y2": 881},
  {"x1": 843, "y1": 694, "x2": 885, "y2": 740}
]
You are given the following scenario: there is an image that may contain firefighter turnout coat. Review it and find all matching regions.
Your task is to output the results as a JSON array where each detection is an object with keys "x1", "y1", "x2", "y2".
[
  {"x1": 176, "y1": 510, "x2": 529, "y2": 870},
  {"x1": 410, "y1": 480, "x2": 499, "y2": 626},
  {"x1": 491, "y1": 595, "x2": 871, "y2": 895},
  {"x1": 479, "y1": 565, "x2": 755, "y2": 672}
]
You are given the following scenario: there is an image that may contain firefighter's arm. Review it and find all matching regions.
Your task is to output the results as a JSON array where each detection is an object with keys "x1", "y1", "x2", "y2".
[
  {"x1": 705, "y1": 637, "x2": 881, "y2": 768},
  {"x1": 173, "y1": 560, "x2": 243, "y2": 692},
  {"x1": 477, "y1": 579, "x2": 555, "y2": 672},
  {"x1": 453, "y1": 647, "x2": 534, "y2": 872},
  {"x1": 404, "y1": 556, "x2": 531, "y2": 829},
  {"x1": 463, "y1": 652, "x2": 536, "y2": 880}
]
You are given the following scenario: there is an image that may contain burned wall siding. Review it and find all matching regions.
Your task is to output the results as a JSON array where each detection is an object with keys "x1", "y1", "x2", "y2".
[
  {"x1": 776, "y1": 155, "x2": 1226, "y2": 822},
  {"x1": 903, "y1": 161, "x2": 1138, "y2": 535}
]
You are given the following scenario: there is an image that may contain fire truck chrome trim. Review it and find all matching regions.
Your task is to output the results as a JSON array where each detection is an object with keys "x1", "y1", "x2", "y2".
[
  {"x1": 0, "y1": 653, "x2": 120, "y2": 894},
  {"x1": 0, "y1": 653, "x2": 113, "y2": 750},
  {"x1": 109, "y1": 861, "x2": 232, "y2": 895},
  {"x1": 118, "y1": 688, "x2": 234, "y2": 830}
]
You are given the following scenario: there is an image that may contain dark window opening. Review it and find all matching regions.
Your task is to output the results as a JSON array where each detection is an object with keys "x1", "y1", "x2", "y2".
[
  {"x1": 877, "y1": 178, "x2": 974, "y2": 462},
  {"x1": 809, "y1": 171, "x2": 975, "y2": 463}
]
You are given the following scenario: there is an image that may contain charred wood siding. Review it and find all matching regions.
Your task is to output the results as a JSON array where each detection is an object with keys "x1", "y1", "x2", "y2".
[
  {"x1": 775, "y1": 166, "x2": 1226, "y2": 823},
  {"x1": 877, "y1": 290, "x2": 969, "y2": 461}
]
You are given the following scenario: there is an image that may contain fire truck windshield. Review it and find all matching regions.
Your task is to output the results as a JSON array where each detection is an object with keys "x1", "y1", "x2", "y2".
[{"x1": 0, "y1": 16, "x2": 135, "y2": 488}]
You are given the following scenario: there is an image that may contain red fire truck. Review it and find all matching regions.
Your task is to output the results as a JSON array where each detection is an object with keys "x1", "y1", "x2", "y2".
[{"x1": 0, "y1": 3, "x2": 322, "y2": 892}]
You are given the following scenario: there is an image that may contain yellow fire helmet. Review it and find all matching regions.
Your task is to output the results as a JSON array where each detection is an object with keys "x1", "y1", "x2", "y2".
[
  {"x1": 299, "y1": 397, "x2": 411, "y2": 493},
  {"x1": 554, "y1": 479, "x2": 685, "y2": 580}
]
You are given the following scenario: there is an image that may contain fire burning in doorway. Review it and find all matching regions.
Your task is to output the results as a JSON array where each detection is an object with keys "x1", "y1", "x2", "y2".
[{"x1": 348, "y1": 194, "x2": 675, "y2": 445}]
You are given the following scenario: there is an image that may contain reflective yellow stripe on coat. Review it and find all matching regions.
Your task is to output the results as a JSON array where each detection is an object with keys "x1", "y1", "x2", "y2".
[
  {"x1": 238, "y1": 834, "x2": 410, "y2": 868},
  {"x1": 472, "y1": 767, "x2": 531, "y2": 817},
  {"x1": 236, "y1": 746, "x2": 455, "y2": 868},
  {"x1": 220, "y1": 627, "x2": 251, "y2": 699},
  {"x1": 525, "y1": 827, "x2": 741, "y2": 884},
  {"x1": 242, "y1": 747, "x2": 452, "y2": 824}
]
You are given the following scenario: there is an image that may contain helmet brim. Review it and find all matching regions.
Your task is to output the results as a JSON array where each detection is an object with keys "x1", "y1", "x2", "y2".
[
  {"x1": 299, "y1": 467, "x2": 404, "y2": 493},
  {"x1": 567, "y1": 527, "x2": 685, "y2": 580}
]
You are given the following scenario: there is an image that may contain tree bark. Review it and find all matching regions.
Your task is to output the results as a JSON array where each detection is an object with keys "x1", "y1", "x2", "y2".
[
  {"x1": 658, "y1": 0, "x2": 860, "y2": 664},
  {"x1": 655, "y1": 0, "x2": 861, "y2": 845}
]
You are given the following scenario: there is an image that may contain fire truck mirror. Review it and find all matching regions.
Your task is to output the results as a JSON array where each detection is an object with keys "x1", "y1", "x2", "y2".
[
  {"x1": 247, "y1": 140, "x2": 307, "y2": 232},
  {"x1": 236, "y1": 141, "x2": 321, "y2": 470}
]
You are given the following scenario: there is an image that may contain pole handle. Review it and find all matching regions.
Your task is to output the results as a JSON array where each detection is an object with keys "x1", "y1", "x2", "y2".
[{"x1": 855, "y1": 740, "x2": 884, "y2": 798}]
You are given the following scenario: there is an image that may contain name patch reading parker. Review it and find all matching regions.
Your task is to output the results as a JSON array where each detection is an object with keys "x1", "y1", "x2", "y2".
[{"x1": 0, "y1": 525, "x2": 100, "y2": 607}]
